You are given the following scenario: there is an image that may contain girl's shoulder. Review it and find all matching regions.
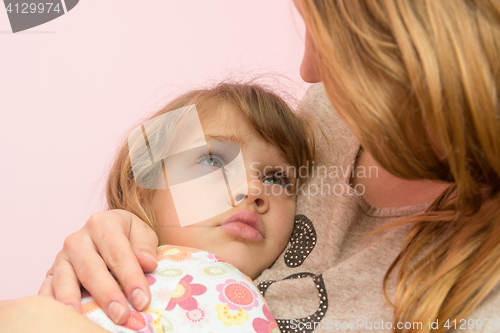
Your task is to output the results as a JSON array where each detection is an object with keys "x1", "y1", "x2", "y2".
[
  {"x1": 83, "y1": 245, "x2": 275, "y2": 332},
  {"x1": 152, "y1": 245, "x2": 277, "y2": 332}
]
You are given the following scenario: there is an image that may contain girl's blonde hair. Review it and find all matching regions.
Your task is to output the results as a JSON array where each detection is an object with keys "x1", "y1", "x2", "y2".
[
  {"x1": 300, "y1": 0, "x2": 500, "y2": 331},
  {"x1": 105, "y1": 82, "x2": 314, "y2": 243}
]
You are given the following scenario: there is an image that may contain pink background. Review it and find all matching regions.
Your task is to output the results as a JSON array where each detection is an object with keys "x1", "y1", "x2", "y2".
[{"x1": 0, "y1": 1, "x2": 309, "y2": 299}]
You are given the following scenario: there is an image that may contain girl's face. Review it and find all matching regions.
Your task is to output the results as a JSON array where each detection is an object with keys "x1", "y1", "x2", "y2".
[{"x1": 152, "y1": 102, "x2": 297, "y2": 279}]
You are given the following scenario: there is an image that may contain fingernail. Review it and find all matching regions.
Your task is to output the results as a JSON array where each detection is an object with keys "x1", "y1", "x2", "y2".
[
  {"x1": 108, "y1": 301, "x2": 125, "y2": 324},
  {"x1": 67, "y1": 304, "x2": 75, "y2": 311},
  {"x1": 140, "y1": 250, "x2": 157, "y2": 264},
  {"x1": 130, "y1": 288, "x2": 148, "y2": 310}
]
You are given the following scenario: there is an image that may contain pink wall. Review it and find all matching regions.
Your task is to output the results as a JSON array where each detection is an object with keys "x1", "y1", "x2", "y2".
[{"x1": 0, "y1": 1, "x2": 309, "y2": 299}]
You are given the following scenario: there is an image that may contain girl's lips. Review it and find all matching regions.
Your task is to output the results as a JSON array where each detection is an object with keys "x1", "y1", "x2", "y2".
[{"x1": 217, "y1": 209, "x2": 265, "y2": 242}]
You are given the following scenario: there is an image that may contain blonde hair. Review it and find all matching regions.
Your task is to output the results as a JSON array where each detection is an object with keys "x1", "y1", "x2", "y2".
[
  {"x1": 105, "y1": 82, "x2": 314, "y2": 243},
  {"x1": 300, "y1": 0, "x2": 500, "y2": 331}
]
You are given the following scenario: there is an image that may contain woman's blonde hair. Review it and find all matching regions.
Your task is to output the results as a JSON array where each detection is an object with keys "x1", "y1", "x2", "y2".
[
  {"x1": 300, "y1": 0, "x2": 500, "y2": 331},
  {"x1": 105, "y1": 82, "x2": 314, "y2": 243}
]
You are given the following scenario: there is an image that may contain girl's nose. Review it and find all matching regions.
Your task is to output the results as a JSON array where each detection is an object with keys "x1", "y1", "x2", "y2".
[{"x1": 243, "y1": 179, "x2": 270, "y2": 214}]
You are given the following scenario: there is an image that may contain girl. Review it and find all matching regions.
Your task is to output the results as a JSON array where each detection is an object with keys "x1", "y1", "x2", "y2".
[{"x1": 80, "y1": 81, "x2": 313, "y2": 332}]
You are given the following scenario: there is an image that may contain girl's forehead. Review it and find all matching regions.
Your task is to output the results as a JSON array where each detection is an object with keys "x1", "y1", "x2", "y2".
[
  {"x1": 199, "y1": 103, "x2": 256, "y2": 141},
  {"x1": 197, "y1": 101, "x2": 294, "y2": 168}
]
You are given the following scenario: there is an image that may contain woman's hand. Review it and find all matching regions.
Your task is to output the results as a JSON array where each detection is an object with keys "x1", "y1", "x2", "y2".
[
  {"x1": 0, "y1": 296, "x2": 109, "y2": 333},
  {"x1": 38, "y1": 210, "x2": 159, "y2": 325}
]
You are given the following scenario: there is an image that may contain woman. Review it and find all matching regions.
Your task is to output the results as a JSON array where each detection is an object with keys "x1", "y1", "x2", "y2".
[{"x1": 3, "y1": 0, "x2": 499, "y2": 332}]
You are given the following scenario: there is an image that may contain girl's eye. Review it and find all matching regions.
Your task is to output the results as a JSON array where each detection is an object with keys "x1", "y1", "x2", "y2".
[
  {"x1": 199, "y1": 156, "x2": 224, "y2": 169},
  {"x1": 263, "y1": 174, "x2": 288, "y2": 186}
]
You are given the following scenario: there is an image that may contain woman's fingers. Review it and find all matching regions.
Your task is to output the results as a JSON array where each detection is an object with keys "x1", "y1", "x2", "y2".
[
  {"x1": 38, "y1": 271, "x2": 55, "y2": 299},
  {"x1": 46, "y1": 209, "x2": 158, "y2": 324},
  {"x1": 51, "y1": 255, "x2": 84, "y2": 313},
  {"x1": 62, "y1": 229, "x2": 132, "y2": 324},
  {"x1": 82, "y1": 211, "x2": 158, "y2": 313},
  {"x1": 114, "y1": 210, "x2": 159, "y2": 273}
]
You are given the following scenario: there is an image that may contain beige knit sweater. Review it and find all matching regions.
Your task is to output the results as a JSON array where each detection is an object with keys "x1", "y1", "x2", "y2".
[{"x1": 254, "y1": 83, "x2": 500, "y2": 333}]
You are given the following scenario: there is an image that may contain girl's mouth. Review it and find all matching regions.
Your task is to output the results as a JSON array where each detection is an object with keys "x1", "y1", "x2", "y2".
[{"x1": 217, "y1": 209, "x2": 265, "y2": 242}]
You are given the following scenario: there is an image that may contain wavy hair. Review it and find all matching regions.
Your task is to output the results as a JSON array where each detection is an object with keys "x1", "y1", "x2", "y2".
[{"x1": 300, "y1": 0, "x2": 500, "y2": 331}]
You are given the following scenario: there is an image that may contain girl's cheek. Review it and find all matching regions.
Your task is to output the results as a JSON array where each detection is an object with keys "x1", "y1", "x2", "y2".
[{"x1": 276, "y1": 199, "x2": 296, "y2": 237}]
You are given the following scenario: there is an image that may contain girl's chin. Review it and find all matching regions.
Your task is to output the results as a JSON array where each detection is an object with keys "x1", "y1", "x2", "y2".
[{"x1": 214, "y1": 246, "x2": 262, "y2": 278}]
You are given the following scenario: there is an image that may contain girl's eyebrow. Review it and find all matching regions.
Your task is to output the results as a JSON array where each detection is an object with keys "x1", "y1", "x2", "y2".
[{"x1": 204, "y1": 134, "x2": 245, "y2": 147}]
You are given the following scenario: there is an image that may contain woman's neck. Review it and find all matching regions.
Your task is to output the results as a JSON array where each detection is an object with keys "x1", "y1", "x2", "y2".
[{"x1": 350, "y1": 150, "x2": 450, "y2": 208}]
